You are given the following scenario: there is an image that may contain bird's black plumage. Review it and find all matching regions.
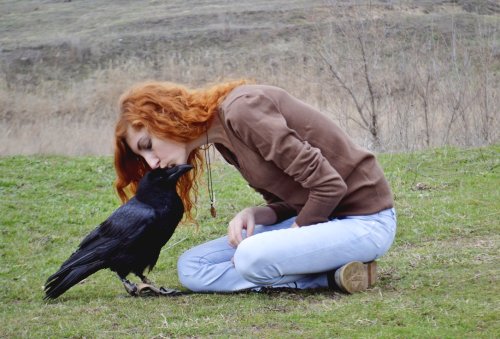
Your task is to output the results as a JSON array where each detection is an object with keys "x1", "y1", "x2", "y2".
[{"x1": 44, "y1": 164, "x2": 192, "y2": 300}]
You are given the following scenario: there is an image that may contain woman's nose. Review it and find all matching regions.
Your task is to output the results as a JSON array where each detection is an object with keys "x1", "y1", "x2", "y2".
[{"x1": 144, "y1": 154, "x2": 160, "y2": 169}]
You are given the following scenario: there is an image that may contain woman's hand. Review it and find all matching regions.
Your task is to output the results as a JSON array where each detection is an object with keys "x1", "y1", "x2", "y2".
[
  {"x1": 227, "y1": 206, "x2": 277, "y2": 248},
  {"x1": 228, "y1": 208, "x2": 255, "y2": 248}
]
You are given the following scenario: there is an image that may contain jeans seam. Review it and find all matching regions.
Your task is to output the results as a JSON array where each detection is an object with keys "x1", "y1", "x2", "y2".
[{"x1": 196, "y1": 248, "x2": 234, "y2": 266}]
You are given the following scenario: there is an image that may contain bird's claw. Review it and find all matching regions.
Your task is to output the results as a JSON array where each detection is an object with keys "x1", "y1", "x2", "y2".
[{"x1": 122, "y1": 280, "x2": 139, "y2": 296}]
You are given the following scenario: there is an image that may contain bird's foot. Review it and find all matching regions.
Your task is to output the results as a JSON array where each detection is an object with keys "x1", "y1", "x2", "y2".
[
  {"x1": 141, "y1": 277, "x2": 152, "y2": 285},
  {"x1": 122, "y1": 279, "x2": 139, "y2": 297},
  {"x1": 136, "y1": 282, "x2": 183, "y2": 297}
]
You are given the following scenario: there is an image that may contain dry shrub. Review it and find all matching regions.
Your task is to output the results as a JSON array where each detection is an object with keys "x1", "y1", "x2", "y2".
[
  {"x1": 308, "y1": 2, "x2": 499, "y2": 151},
  {"x1": 0, "y1": 2, "x2": 498, "y2": 155}
]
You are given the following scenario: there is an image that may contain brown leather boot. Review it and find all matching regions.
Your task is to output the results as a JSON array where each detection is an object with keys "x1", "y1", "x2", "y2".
[{"x1": 333, "y1": 261, "x2": 377, "y2": 294}]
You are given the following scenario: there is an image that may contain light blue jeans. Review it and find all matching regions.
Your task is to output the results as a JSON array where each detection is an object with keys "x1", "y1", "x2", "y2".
[{"x1": 177, "y1": 208, "x2": 396, "y2": 292}]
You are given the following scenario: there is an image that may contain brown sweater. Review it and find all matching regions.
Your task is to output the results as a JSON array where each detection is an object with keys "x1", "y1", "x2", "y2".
[{"x1": 216, "y1": 85, "x2": 394, "y2": 226}]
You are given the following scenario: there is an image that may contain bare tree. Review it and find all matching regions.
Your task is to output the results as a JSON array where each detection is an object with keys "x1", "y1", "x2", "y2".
[
  {"x1": 314, "y1": 4, "x2": 386, "y2": 149},
  {"x1": 414, "y1": 65, "x2": 434, "y2": 148}
]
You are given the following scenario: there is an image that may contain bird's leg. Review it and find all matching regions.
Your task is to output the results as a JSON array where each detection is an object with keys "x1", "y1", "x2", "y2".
[
  {"x1": 137, "y1": 273, "x2": 152, "y2": 285},
  {"x1": 119, "y1": 275, "x2": 138, "y2": 296}
]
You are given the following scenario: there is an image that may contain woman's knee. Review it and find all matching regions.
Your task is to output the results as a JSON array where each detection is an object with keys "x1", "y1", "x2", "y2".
[
  {"x1": 233, "y1": 237, "x2": 278, "y2": 285},
  {"x1": 177, "y1": 249, "x2": 207, "y2": 292}
]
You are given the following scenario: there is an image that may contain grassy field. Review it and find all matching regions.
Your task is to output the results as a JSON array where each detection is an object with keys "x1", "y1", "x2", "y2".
[{"x1": 0, "y1": 145, "x2": 498, "y2": 337}]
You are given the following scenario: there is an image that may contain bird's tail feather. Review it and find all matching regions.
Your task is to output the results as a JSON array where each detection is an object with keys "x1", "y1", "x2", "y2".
[{"x1": 44, "y1": 260, "x2": 104, "y2": 300}]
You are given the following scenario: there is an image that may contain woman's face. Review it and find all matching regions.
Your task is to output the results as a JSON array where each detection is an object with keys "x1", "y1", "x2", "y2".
[{"x1": 126, "y1": 125, "x2": 189, "y2": 169}]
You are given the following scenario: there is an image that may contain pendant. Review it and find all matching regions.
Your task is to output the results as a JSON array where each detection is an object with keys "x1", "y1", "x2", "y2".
[{"x1": 210, "y1": 204, "x2": 217, "y2": 218}]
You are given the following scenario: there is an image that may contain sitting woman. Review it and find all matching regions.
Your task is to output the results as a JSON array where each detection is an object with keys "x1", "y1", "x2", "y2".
[{"x1": 113, "y1": 80, "x2": 396, "y2": 294}]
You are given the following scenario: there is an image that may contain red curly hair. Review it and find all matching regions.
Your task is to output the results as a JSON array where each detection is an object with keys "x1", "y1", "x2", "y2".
[{"x1": 114, "y1": 79, "x2": 248, "y2": 222}]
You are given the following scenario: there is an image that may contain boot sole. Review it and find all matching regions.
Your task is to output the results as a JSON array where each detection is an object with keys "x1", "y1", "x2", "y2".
[{"x1": 334, "y1": 261, "x2": 377, "y2": 294}]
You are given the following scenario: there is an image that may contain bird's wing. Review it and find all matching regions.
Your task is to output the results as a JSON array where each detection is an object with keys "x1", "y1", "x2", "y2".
[
  {"x1": 44, "y1": 199, "x2": 158, "y2": 299},
  {"x1": 60, "y1": 199, "x2": 156, "y2": 269}
]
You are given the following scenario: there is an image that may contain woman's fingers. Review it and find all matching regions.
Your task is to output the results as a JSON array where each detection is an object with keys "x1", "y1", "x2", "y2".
[
  {"x1": 227, "y1": 208, "x2": 256, "y2": 248},
  {"x1": 245, "y1": 216, "x2": 255, "y2": 238},
  {"x1": 233, "y1": 220, "x2": 244, "y2": 246},
  {"x1": 228, "y1": 219, "x2": 242, "y2": 248}
]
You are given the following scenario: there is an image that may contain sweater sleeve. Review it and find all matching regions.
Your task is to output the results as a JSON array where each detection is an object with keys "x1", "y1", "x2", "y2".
[
  {"x1": 250, "y1": 185, "x2": 298, "y2": 222},
  {"x1": 226, "y1": 91, "x2": 347, "y2": 226}
]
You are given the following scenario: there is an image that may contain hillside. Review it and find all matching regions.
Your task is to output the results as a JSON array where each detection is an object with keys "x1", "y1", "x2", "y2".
[
  {"x1": 2, "y1": 0, "x2": 498, "y2": 84},
  {"x1": 0, "y1": 0, "x2": 499, "y2": 154}
]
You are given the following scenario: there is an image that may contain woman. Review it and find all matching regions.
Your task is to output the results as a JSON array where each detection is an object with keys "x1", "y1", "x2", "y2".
[{"x1": 114, "y1": 80, "x2": 396, "y2": 294}]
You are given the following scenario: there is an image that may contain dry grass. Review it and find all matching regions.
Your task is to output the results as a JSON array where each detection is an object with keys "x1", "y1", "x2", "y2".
[{"x1": 0, "y1": 0, "x2": 498, "y2": 155}]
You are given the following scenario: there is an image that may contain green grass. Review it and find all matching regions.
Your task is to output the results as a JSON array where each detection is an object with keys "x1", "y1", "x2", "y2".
[{"x1": 0, "y1": 146, "x2": 498, "y2": 337}]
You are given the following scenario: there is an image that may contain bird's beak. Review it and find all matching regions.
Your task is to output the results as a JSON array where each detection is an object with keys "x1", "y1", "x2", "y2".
[{"x1": 167, "y1": 164, "x2": 193, "y2": 180}]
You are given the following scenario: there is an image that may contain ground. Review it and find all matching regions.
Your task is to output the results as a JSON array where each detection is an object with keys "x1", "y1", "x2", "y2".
[{"x1": 0, "y1": 146, "x2": 498, "y2": 337}]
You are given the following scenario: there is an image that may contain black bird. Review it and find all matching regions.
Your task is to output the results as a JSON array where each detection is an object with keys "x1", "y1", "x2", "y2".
[{"x1": 44, "y1": 164, "x2": 193, "y2": 300}]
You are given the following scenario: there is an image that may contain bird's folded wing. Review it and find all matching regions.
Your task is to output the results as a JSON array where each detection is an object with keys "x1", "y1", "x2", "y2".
[{"x1": 61, "y1": 201, "x2": 156, "y2": 268}]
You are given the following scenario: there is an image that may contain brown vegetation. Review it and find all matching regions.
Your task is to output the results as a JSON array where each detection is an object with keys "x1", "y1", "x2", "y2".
[{"x1": 0, "y1": 0, "x2": 498, "y2": 155}]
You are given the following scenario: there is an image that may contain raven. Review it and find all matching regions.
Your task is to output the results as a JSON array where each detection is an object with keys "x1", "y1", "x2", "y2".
[{"x1": 44, "y1": 164, "x2": 192, "y2": 300}]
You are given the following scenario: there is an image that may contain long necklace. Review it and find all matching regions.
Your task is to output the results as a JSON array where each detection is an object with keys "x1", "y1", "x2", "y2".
[{"x1": 204, "y1": 130, "x2": 216, "y2": 218}]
